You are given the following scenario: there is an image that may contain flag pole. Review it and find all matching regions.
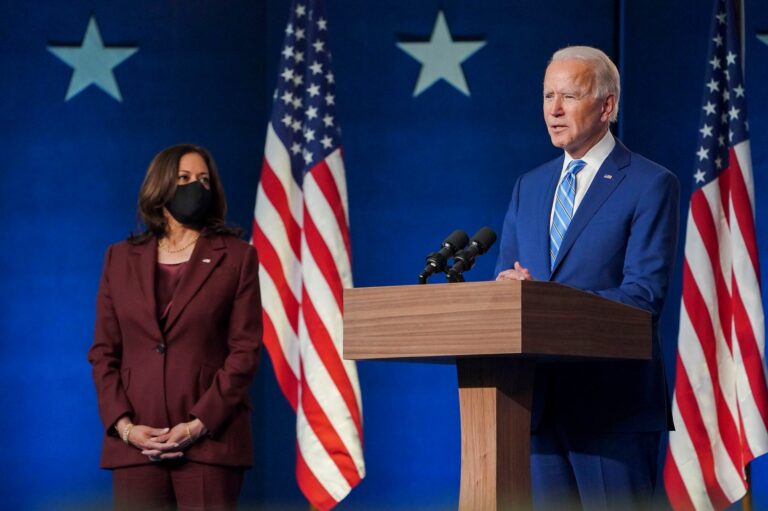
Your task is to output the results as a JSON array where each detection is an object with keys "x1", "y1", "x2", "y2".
[{"x1": 743, "y1": 463, "x2": 753, "y2": 511}]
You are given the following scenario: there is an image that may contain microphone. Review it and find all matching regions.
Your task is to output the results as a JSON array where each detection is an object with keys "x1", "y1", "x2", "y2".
[
  {"x1": 418, "y1": 230, "x2": 469, "y2": 284},
  {"x1": 446, "y1": 227, "x2": 497, "y2": 281}
]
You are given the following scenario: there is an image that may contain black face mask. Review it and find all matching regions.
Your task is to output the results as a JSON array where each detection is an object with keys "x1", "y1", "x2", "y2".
[{"x1": 166, "y1": 181, "x2": 212, "y2": 226}]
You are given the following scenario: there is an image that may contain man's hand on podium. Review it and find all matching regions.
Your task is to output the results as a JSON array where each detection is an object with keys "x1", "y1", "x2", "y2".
[{"x1": 496, "y1": 261, "x2": 534, "y2": 281}]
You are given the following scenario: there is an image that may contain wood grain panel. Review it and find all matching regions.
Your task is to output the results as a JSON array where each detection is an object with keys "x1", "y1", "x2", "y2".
[
  {"x1": 343, "y1": 282, "x2": 522, "y2": 359},
  {"x1": 343, "y1": 280, "x2": 651, "y2": 361},
  {"x1": 458, "y1": 358, "x2": 534, "y2": 511}
]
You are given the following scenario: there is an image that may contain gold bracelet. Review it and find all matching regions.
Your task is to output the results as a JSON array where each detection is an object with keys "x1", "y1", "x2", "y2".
[
  {"x1": 122, "y1": 423, "x2": 135, "y2": 444},
  {"x1": 185, "y1": 423, "x2": 193, "y2": 442}
]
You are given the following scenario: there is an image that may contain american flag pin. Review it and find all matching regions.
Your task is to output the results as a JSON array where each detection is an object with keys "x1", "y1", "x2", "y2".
[
  {"x1": 603, "y1": 174, "x2": 613, "y2": 180},
  {"x1": 202, "y1": 258, "x2": 211, "y2": 263}
]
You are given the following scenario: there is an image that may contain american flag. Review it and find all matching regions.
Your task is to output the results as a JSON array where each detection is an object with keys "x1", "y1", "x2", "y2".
[
  {"x1": 252, "y1": 0, "x2": 365, "y2": 508},
  {"x1": 663, "y1": 0, "x2": 768, "y2": 509}
]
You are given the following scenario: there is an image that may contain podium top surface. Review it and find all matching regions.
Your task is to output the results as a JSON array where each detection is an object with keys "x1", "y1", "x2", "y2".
[{"x1": 342, "y1": 280, "x2": 651, "y2": 362}]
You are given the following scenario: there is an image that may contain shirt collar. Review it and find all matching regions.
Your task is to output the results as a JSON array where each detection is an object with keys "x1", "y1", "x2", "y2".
[{"x1": 563, "y1": 130, "x2": 616, "y2": 172}]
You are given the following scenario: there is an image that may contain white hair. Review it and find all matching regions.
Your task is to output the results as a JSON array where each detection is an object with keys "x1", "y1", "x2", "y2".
[{"x1": 550, "y1": 46, "x2": 620, "y2": 123}]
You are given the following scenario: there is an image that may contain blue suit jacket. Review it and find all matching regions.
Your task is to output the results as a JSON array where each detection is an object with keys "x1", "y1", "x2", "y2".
[{"x1": 495, "y1": 139, "x2": 680, "y2": 432}]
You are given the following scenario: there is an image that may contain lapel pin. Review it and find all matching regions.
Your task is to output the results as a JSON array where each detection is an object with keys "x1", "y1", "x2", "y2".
[
  {"x1": 202, "y1": 258, "x2": 211, "y2": 263},
  {"x1": 603, "y1": 174, "x2": 613, "y2": 180}
]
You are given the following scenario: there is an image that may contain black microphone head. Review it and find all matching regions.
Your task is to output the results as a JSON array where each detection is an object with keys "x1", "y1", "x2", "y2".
[
  {"x1": 443, "y1": 229, "x2": 469, "y2": 250},
  {"x1": 471, "y1": 227, "x2": 497, "y2": 254}
]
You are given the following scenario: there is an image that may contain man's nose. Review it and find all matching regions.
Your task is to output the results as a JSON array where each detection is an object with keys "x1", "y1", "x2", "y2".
[{"x1": 548, "y1": 97, "x2": 564, "y2": 116}]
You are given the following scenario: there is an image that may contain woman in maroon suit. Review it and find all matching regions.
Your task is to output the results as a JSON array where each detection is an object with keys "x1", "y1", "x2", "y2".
[{"x1": 88, "y1": 144, "x2": 262, "y2": 510}]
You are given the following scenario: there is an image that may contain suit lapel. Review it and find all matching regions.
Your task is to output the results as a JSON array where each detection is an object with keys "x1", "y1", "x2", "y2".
[
  {"x1": 163, "y1": 235, "x2": 226, "y2": 332},
  {"x1": 550, "y1": 140, "x2": 631, "y2": 276},
  {"x1": 536, "y1": 157, "x2": 564, "y2": 279}
]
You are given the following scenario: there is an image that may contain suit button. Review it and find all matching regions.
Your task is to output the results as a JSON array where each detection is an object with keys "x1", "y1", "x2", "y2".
[{"x1": 155, "y1": 343, "x2": 166, "y2": 354}]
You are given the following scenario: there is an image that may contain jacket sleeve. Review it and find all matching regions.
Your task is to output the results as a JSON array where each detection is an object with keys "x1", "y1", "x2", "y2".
[
  {"x1": 87, "y1": 245, "x2": 134, "y2": 434},
  {"x1": 592, "y1": 170, "x2": 680, "y2": 319},
  {"x1": 494, "y1": 176, "x2": 522, "y2": 276},
  {"x1": 190, "y1": 244, "x2": 263, "y2": 434}
]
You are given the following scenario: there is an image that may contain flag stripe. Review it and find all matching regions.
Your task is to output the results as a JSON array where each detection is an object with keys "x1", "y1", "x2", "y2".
[
  {"x1": 261, "y1": 306, "x2": 299, "y2": 410},
  {"x1": 302, "y1": 283, "x2": 364, "y2": 439},
  {"x1": 311, "y1": 158, "x2": 352, "y2": 262},
  {"x1": 681, "y1": 262, "x2": 741, "y2": 476},
  {"x1": 297, "y1": 396, "x2": 352, "y2": 499},
  {"x1": 303, "y1": 195, "x2": 344, "y2": 309},
  {"x1": 728, "y1": 148, "x2": 760, "y2": 274},
  {"x1": 731, "y1": 283, "x2": 768, "y2": 429},
  {"x1": 300, "y1": 364, "x2": 363, "y2": 486},
  {"x1": 253, "y1": 219, "x2": 301, "y2": 332},
  {"x1": 692, "y1": 189, "x2": 733, "y2": 350},
  {"x1": 668, "y1": 392, "x2": 718, "y2": 511},
  {"x1": 296, "y1": 449, "x2": 337, "y2": 511},
  {"x1": 673, "y1": 349, "x2": 735, "y2": 508},
  {"x1": 260, "y1": 159, "x2": 303, "y2": 259},
  {"x1": 663, "y1": 444, "x2": 699, "y2": 511}
]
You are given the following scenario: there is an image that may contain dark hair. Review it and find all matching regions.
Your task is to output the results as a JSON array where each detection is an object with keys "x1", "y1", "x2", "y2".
[{"x1": 128, "y1": 144, "x2": 242, "y2": 244}]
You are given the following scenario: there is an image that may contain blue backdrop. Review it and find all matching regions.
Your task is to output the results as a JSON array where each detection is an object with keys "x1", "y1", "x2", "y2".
[{"x1": 1, "y1": 0, "x2": 768, "y2": 509}]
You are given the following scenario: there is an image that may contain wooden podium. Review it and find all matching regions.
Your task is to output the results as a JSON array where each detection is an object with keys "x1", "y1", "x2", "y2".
[{"x1": 343, "y1": 280, "x2": 651, "y2": 511}]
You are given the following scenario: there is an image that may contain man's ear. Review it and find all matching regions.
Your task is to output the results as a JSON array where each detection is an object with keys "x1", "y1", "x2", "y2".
[{"x1": 601, "y1": 94, "x2": 617, "y2": 122}]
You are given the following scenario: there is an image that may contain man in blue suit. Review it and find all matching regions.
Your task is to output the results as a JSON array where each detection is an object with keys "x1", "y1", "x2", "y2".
[{"x1": 495, "y1": 46, "x2": 679, "y2": 510}]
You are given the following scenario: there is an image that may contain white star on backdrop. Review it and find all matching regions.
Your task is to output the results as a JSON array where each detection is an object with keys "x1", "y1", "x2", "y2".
[
  {"x1": 48, "y1": 16, "x2": 138, "y2": 102},
  {"x1": 397, "y1": 10, "x2": 486, "y2": 97}
]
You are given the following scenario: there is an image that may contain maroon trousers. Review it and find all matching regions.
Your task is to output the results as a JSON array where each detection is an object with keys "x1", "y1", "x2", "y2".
[{"x1": 112, "y1": 461, "x2": 245, "y2": 511}]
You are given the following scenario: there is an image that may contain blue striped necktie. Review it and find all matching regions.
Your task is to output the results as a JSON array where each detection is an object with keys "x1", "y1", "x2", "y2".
[{"x1": 550, "y1": 159, "x2": 586, "y2": 270}]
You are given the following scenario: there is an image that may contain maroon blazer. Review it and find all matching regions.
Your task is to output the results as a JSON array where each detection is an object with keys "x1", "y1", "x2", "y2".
[{"x1": 88, "y1": 234, "x2": 262, "y2": 469}]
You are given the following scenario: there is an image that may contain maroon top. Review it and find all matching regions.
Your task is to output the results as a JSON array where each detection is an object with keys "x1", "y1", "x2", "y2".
[{"x1": 155, "y1": 261, "x2": 188, "y2": 327}]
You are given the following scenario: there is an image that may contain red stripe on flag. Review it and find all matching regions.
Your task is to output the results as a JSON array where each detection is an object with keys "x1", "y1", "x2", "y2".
[
  {"x1": 302, "y1": 285, "x2": 363, "y2": 439},
  {"x1": 673, "y1": 351, "x2": 733, "y2": 509},
  {"x1": 682, "y1": 261, "x2": 743, "y2": 470},
  {"x1": 303, "y1": 208, "x2": 343, "y2": 309},
  {"x1": 728, "y1": 150, "x2": 761, "y2": 279},
  {"x1": 690, "y1": 190, "x2": 733, "y2": 351},
  {"x1": 260, "y1": 159, "x2": 302, "y2": 259},
  {"x1": 296, "y1": 448, "x2": 338, "y2": 511},
  {"x1": 736, "y1": 399, "x2": 756, "y2": 466},
  {"x1": 310, "y1": 160, "x2": 352, "y2": 260},
  {"x1": 300, "y1": 368, "x2": 362, "y2": 487},
  {"x1": 261, "y1": 311, "x2": 298, "y2": 411},
  {"x1": 731, "y1": 281, "x2": 768, "y2": 432},
  {"x1": 252, "y1": 220, "x2": 300, "y2": 333},
  {"x1": 663, "y1": 450, "x2": 697, "y2": 511}
]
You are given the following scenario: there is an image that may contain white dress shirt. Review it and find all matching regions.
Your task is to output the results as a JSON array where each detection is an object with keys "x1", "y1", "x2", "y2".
[{"x1": 549, "y1": 130, "x2": 616, "y2": 228}]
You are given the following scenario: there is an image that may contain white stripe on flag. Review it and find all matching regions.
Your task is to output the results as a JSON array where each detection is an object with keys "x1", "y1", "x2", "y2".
[
  {"x1": 669, "y1": 397, "x2": 717, "y2": 511},
  {"x1": 255, "y1": 184, "x2": 303, "y2": 301},
  {"x1": 296, "y1": 401, "x2": 352, "y2": 501},
  {"x1": 264, "y1": 123, "x2": 304, "y2": 223}
]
